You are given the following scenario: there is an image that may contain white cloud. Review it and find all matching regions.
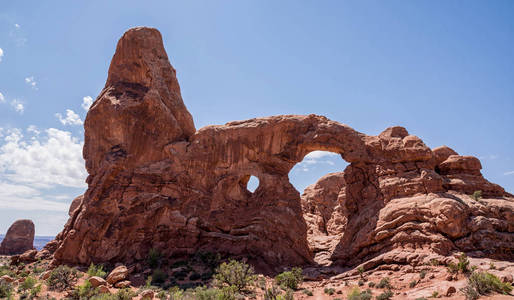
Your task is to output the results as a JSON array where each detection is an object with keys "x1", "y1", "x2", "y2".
[
  {"x1": 55, "y1": 109, "x2": 83, "y2": 126},
  {"x1": 81, "y1": 96, "x2": 93, "y2": 111},
  {"x1": 14, "y1": 24, "x2": 20, "y2": 28},
  {"x1": 0, "y1": 48, "x2": 3, "y2": 62},
  {"x1": 27, "y1": 125, "x2": 40, "y2": 136},
  {"x1": 504, "y1": 171, "x2": 514, "y2": 176},
  {"x1": 0, "y1": 92, "x2": 5, "y2": 103},
  {"x1": 296, "y1": 151, "x2": 340, "y2": 172},
  {"x1": 0, "y1": 127, "x2": 87, "y2": 189},
  {"x1": 10, "y1": 99, "x2": 24, "y2": 113},
  {"x1": 25, "y1": 76, "x2": 37, "y2": 89}
]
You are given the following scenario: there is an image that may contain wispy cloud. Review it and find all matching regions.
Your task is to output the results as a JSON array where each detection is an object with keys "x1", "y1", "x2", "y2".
[
  {"x1": 10, "y1": 99, "x2": 24, "y2": 113},
  {"x1": 25, "y1": 76, "x2": 38, "y2": 90},
  {"x1": 504, "y1": 171, "x2": 514, "y2": 176},
  {"x1": 55, "y1": 109, "x2": 83, "y2": 126},
  {"x1": 0, "y1": 92, "x2": 5, "y2": 103},
  {"x1": 0, "y1": 48, "x2": 4, "y2": 62},
  {"x1": 81, "y1": 96, "x2": 93, "y2": 111},
  {"x1": 14, "y1": 24, "x2": 20, "y2": 28}
]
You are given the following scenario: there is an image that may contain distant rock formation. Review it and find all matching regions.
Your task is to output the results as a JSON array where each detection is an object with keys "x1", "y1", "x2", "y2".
[
  {"x1": 50, "y1": 27, "x2": 513, "y2": 270},
  {"x1": 0, "y1": 220, "x2": 35, "y2": 255}
]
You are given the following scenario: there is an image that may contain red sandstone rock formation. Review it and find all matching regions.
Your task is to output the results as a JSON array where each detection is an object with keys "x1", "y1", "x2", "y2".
[
  {"x1": 52, "y1": 27, "x2": 513, "y2": 271},
  {"x1": 0, "y1": 220, "x2": 35, "y2": 255}
]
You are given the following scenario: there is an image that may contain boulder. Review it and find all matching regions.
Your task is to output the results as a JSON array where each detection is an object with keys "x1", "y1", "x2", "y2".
[
  {"x1": 114, "y1": 280, "x2": 131, "y2": 288},
  {"x1": 0, "y1": 220, "x2": 35, "y2": 255},
  {"x1": 89, "y1": 276, "x2": 107, "y2": 287},
  {"x1": 106, "y1": 265, "x2": 128, "y2": 284},
  {"x1": 141, "y1": 290, "x2": 154, "y2": 299}
]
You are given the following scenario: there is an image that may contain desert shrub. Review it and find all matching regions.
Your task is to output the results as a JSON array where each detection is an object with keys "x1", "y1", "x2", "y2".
[
  {"x1": 358, "y1": 267, "x2": 365, "y2": 280},
  {"x1": 156, "y1": 290, "x2": 167, "y2": 300},
  {"x1": 368, "y1": 282, "x2": 375, "y2": 288},
  {"x1": 275, "y1": 267, "x2": 303, "y2": 290},
  {"x1": 213, "y1": 260, "x2": 256, "y2": 292},
  {"x1": 151, "y1": 269, "x2": 167, "y2": 286},
  {"x1": 430, "y1": 291, "x2": 439, "y2": 298},
  {"x1": 447, "y1": 263, "x2": 459, "y2": 274},
  {"x1": 148, "y1": 248, "x2": 162, "y2": 269},
  {"x1": 409, "y1": 280, "x2": 417, "y2": 288},
  {"x1": 46, "y1": 265, "x2": 78, "y2": 291},
  {"x1": 415, "y1": 298, "x2": 427, "y2": 300},
  {"x1": 264, "y1": 284, "x2": 280, "y2": 300},
  {"x1": 376, "y1": 278, "x2": 391, "y2": 289},
  {"x1": 429, "y1": 259, "x2": 440, "y2": 266},
  {"x1": 471, "y1": 191, "x2": 482, "y2": 201},
  {"x1": 19, "y1": 275, "x2": 37, "y2": 292},
  {"x1": 489, "y1": 262, "x2": 496, "y2": 270},
  {"x1": 302, "y1": 289, "x2": 313, "y2": 296},
  {"x1": 87, "y1": 263, "x2": 107, "y2": 278},
  {"x1": 69, "y1": 280, "x2": 98, "y2": 300},
  {"x1": 324, "y1": 287, "x2": 335, "y2": 295},
  {"x1": 0, "y1": 281, "x2": 13, "y2": 298},
  {"x1": 375, "y1": 290, "x2": 393, "y2": 300},
  {"x1": 0, "y1": 266, "x2": 15, "y2": 277},
  {"x1": 358, "y1": 280, "x2": 365, "y2": 286},
  {"x1": 462, "y1": 271, "x2": 512, "y2": 298},
  {"x1": 347, "y1": 287, "x2": 372, "y2": 300},
  {"x1": 420, "y1": 270, "x2": 427, "y2": 279},
  {"x1": 457, "y1": 253, "x2": 471, "y2": 273},
  {"x1": 91, "y1": 288, "x2": 137, "y2": 300}
]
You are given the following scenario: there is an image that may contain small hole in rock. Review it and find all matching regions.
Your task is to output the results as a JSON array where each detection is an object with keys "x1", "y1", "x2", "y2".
[{"x1": 247, "y1": 175, "x2": 260, "y2": 193}]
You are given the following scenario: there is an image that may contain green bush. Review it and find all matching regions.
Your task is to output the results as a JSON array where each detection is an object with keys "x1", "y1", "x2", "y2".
[
  {"x1": 457, "y1": 253, "x2": 471, "y2": 273},
  {"x1": 368, "y1": 282, "x2": 375, "y2": 288},
  {"x1": 19, "y1": 275, "x2": 37, "y2": 292},
  {"x1": 375, "y1": 290, "x2": 393, "y2": 300},
  {"x1": 376, "y1": 278, "x2": 391, "y2": 289},
  {"x1": 275, "y1": 267, "x2": 303, "y2": 290},
  {"x1": 471, "y1": 191, "x2": 482, "y2": 201},
  {"x1": 419, "y1": 270, "x2": 427, "y2": 279},
  {"x1": 213, "y1": 260, "x2": 257, "y2": 292},
  {"x1": 409, "y1": 280, "x2": 417, "y2": 288},
  {"x1": 87, "y1": 263, "x2": 107, "y2": 278},
  {"x1": 69, "y1": 280, "x2": 98, "y2": 300},
  {"x1": 358, "y1": 267, "x2": 365, "y2": 280},
  {"x1": 324, "y1": 287, "x2": 335, "y2": 295},
  {"x1": 46, "y1": 265, "x2": 79, "y2": 291},
  {"x1": 0, "y1": 281, "x2": 13, "y2": 299},
  {"x1": 302, "y1": 289, "x2": 313, "y2": 296},
  {"x1": 462, "y1": 271, "x2": 512, "y2": 298},
  {"x1": 347, "y1": 287, "x2": 372, "y2": 300},
  {"x1": 90, "y1": 288, "x2": 137, "y2": 300}
]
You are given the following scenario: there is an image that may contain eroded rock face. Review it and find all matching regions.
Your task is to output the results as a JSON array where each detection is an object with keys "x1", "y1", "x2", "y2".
[
  {"x1": 52, "y1": 27, "x2": 513, "y2": 270},
  {"x1": 0, "y1": 220, "x2": 35, "y2": 255}
]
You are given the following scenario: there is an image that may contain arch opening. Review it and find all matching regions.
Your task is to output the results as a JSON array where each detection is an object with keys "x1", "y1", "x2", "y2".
[
  {"x1": 289, "y1": 150, "x2": 350, "y2": 266},
  {"x1": 243, "y1": 175, "x2": 260, "y2": 193},
  {"x1": 289, "y1": 151, "x2": 349, "y2": 194}
]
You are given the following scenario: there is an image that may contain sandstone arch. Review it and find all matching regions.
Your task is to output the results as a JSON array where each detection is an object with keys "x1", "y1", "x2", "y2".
[{"x1": 51, "y1": 27, "x2": 513, "y2": 271}]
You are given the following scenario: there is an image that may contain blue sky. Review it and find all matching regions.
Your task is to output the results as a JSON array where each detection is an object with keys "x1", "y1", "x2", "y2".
[{"x1": 0, "y1": 1, "x2": 513, "y2": 235}]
